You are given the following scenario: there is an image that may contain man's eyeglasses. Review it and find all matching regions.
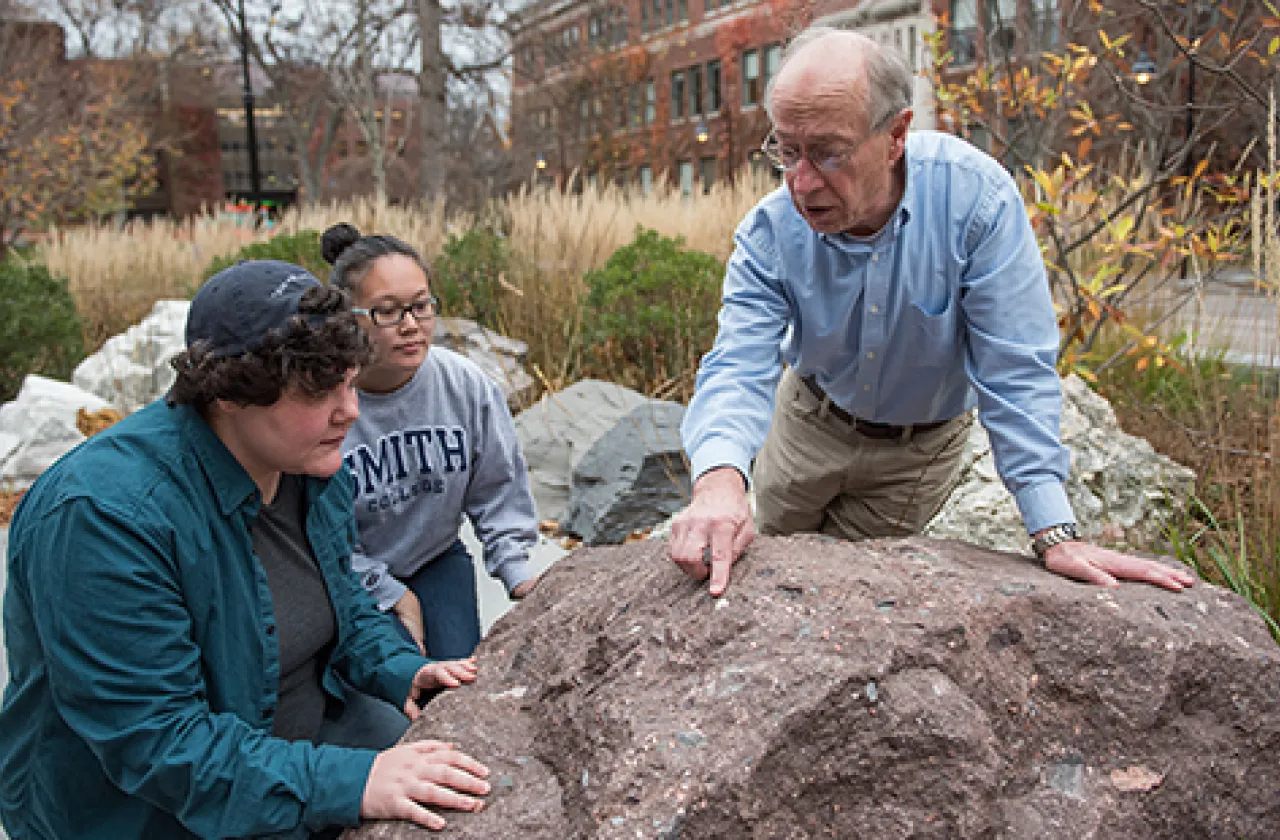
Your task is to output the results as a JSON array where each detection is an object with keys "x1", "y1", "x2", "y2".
[
  {"x1": 352, "y1": 297, "x2": 439, "y2": 327},
  {"x1": 761, "y1": 114, "x2": 896, "y2": 174}
]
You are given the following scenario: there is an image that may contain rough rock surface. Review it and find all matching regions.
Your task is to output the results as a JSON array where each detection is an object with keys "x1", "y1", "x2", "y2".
[
  {"x1": 0, "y1": 376, "x2": 111, "y2": 488},
  {"x1": 348, "y1": 536, "x2": 1280, "y2": 840},
  {"x1": 433, "y1": 316, "x2": 535, "y2": 409},
  {"x1": 514, "y1": 381, "x2": 651, "y2": 522},
  {"x1": 71, "y1": 299, "x2": 189, "y2": 412},
  {"x1": 562, "y1": 401, "x2": 689, "y2": 544},
  {"x1": 926, "y1": 374, "x2": 1196, "y2": 551}
]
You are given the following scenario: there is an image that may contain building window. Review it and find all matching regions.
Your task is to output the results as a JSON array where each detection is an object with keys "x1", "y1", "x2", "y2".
[
  {"x1": 652, "y1": 0, "x2": 661, "y2": 29},
  {"x1": 677, "y1": 159, "x2": 694, "y2": 196},
  {"x1": 908, "y1": 25, "x2": 918, "y2": 70},
  {"x1": 671, "y1": 69, "x2": 686, "y2": 121},
  {"x1": 677, "y1": 0, "x2": 687, "y2": 23},
  {"x1": 580, "y1": 97, "x2": 590, "y2": 140},
  {"x1": 639, "y1": 164, "x2": 653, "y2": 195},
  {"x1": 644, "y1": 78, "x2": 656, "y2": 124},
  {"x1": 630, "y1": 85, "x2": 643, "y2": 127},
  {"x1": 615, "y1": 88, "x2": 627, "y2": 129},
  {"x1": 762, "y1": 43, "x2": 781, "y2": 96},
  {"x1": 741, "y1": 48, "x2": 760, "y2": 108},
  {"x1": 985, "y1": 0, "x2": 1017, "y2": 57},
  {"x1": 612, "y1": 8, "x2": 629, "y2": 45},
  {"x1": 707, "y1": 59, "x2": 722, "y2": 112},
  {"x1": 699, "y1": 156, "x2": 716, "y2": 194},
  {"x1": 688, "y1": 64, "x2": 703, "y2": 117},
  {"x1": 951, "y1": 0, "x2": 978, "y2": 65},
  {"x1": 641, "y1": 1, "x2": 649, "y2": 33},
  {"x1": 1030, "y1": 0, "x2": 1059, "y2": 52}
]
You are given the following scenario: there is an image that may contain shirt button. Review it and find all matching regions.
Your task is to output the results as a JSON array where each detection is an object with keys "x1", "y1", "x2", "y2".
[
  {"x1": 265, "y1": 624, "x2": 276, "y2": 636},
  {"x1": 863, "y1": 385, "x2": 870, "y2": 391},
  {"x1": 870, "y1": 305, "x2": 880, "y2": 314},
  {"x1": 264, "y1": 706, "x2": 275, "y2": 718},
  {"x1": 866, "y1": 351, "x2": 875, "y2": 359},
  {"x1": 871, "y1": 254, "x2": 879, "y2": 262}
]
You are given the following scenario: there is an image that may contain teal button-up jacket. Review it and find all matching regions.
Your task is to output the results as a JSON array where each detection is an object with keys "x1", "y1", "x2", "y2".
[{"x1": 0, "y1": 401, "x2": 428, "y2": 839}]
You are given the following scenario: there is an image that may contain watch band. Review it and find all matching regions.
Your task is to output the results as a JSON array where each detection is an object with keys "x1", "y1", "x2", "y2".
[{"x1": 1031, "y1": 522, "x2": 1081, "y2": 562}]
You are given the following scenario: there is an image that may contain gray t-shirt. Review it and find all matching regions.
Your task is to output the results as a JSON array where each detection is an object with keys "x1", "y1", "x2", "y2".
[{"x1": 251, "y1": 473, "x2": 337, "y2": 742}]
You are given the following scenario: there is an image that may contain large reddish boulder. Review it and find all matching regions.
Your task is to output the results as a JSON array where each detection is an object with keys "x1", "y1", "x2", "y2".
[{"x1": 348, "y1": 536, "x2": 1280, "y2": 839}]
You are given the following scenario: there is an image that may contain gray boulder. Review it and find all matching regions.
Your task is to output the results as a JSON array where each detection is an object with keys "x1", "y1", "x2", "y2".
[
  {"x1": 513, "y1": 380, "x2": 650, "y2": 523},
  {"x1": 926, "y1": 374, "x2": 1196, "y2": 551},
  {"x1": 562, "y1": 401, "x2": 689, "y2": 544}
]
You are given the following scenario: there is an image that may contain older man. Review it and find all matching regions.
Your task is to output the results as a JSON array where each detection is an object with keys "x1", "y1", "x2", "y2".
[{"x1": 670, "y1": 27, "x2": 1194, "y2": 596}]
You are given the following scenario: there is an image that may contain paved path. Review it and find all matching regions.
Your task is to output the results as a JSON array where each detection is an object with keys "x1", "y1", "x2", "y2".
[{"x1": 1159, "y1": 279, "x2": 1279, "y2": 367}]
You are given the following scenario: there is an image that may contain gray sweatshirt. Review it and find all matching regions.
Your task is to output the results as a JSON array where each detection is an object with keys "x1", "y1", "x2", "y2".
[{"x1": 342, "y1": 346, "x2": 537, "y2": 610}]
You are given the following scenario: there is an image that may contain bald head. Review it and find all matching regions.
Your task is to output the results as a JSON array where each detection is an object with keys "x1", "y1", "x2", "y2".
[{"x1": 766, "y1": 27, "x2": 912, "y2": 135}]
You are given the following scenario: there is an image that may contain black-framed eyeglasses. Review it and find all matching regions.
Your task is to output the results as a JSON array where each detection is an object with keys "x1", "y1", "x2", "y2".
[
  {"x1": 352, "y1": 296, "x2": 439, "y2": 327},
  {"x1": 761, "y1": 112, "x2": 899, "y2": 174}
]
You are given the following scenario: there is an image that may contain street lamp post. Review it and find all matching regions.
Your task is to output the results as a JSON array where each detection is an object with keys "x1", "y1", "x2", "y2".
[{"x1": 238, "y1": 0, "x2": 262, "y2": 203}]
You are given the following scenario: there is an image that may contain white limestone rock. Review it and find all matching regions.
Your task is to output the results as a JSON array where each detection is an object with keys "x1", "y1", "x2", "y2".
[
  {"x1": 926, "y1": 374, "x2": 1196, "y2": 552},
  {"x1": 72, "y1": 299, "x2": 190, "y2": 413}
]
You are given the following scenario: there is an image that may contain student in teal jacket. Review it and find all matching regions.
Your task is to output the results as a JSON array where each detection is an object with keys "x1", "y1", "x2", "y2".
[{"x1": 0, "y1": 261, "x2": 491, "y2": 839}]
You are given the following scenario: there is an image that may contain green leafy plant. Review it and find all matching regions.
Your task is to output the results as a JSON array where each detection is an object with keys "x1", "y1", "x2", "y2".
[
  {"x1": 431, "y1": 228, "x2": 511, "y2": 329},
  {"x1": 0, "y1": 258, "x2": 86, "y2": 402},
  {"x1": 202, "y1": 230, "x2": 326, "y2": 283},
  {"x1": 579, "y1": 227, "x2": 724, "y2": 394}
]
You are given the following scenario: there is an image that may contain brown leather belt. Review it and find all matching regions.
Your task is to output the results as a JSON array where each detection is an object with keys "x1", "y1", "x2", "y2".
[{"x1": 800, "y1": 375, "x2": 950, "y2": 440}]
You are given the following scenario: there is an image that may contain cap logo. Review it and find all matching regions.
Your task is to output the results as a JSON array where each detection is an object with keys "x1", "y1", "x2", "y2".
[{"x1": 269, "y1": 273, "x2": 312, "y2": 299}]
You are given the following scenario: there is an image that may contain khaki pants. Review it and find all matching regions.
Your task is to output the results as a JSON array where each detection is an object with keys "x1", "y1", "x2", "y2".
[{"x1": 753, "y1": 368, "x2": 974, "y2": 540}]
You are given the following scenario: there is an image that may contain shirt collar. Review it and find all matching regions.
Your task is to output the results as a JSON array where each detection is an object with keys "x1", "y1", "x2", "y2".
[
  {"x1": 171, "y1": 402, "x2": 261, "y2": 517},
  {"x1": 818, "y1": 140, "x2": 916, "y2": 250}
]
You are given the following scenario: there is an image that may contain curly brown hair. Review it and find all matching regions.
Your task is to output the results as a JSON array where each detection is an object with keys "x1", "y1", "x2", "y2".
[{"x1": 169, "y1": 286, "x2": 371, "y2": 410}]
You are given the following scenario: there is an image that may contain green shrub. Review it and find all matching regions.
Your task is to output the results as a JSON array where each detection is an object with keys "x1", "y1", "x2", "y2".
[
  {"x1": 431, "y1": 228, "x2": 510, "y2": 328},
  {"x1": 202, "y1": 229, "x2": 326, "y2": 283},
  {"x1": 579, "y1": 227, "x2": 724, "y2": 392},
  {"x1": 0, "y1": 259, "x2": 87, "y2": 402}
]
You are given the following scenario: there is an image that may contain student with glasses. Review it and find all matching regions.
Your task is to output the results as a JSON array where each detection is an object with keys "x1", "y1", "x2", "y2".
[
  {"x1": 323, "y1": 223, "x2": 541, "y2": 662},
  {"x1": 669, "y1": 27, "x2": 1196, "y2": 597}
]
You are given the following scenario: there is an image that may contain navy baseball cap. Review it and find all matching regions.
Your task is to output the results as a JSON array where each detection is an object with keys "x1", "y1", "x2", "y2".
[{"x1": 186, "y1": 260, "x2": 326, "y2": 357}]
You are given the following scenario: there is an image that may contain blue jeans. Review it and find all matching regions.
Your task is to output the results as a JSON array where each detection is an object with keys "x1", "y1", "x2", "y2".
[{"x1": 392, "y1": 538, "x2": 482, "y2": 660}]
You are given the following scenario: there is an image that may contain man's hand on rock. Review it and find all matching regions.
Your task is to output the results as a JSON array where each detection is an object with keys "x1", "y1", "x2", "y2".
[
  {"x1": 1042, "y1": 541, "x2": 1196, "y2": 591},
  {"x1": 669, "y1": 466, "x2": 755, "y2": 597},
  {"x1": 361, "y1": 740, "x2": 490, "y2": 831}
]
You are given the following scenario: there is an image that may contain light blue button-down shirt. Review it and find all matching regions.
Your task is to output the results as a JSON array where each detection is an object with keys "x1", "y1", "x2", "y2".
[{"x1": 683, "y1": 130, "x2": 1074, "y2": 535}]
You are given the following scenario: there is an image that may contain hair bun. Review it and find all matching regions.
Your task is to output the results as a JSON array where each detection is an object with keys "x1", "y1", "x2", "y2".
[{"x1": 321, "y1": 223, "x2": 361, "y2": 266}]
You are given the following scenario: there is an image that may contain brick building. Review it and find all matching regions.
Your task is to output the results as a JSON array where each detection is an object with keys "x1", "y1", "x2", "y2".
[
  {"x1": 0, "y1": 19, "x2": 224, "y2": 219},
  {"x1": 507, "y1": 0, "x2": 1075, "y2": 192},
  {"x1": 508, "y1": 0, "x2": 944, "y2": 193}
]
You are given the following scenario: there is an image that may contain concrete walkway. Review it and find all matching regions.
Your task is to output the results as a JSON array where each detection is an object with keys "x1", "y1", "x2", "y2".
[{"x1": 1159, "y1": 276, "x2": 1279, "y2": 367}]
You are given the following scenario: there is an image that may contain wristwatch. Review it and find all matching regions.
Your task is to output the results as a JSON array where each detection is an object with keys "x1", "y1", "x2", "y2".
[{"x1": 1031, "y1": 522, "x2": 1081, "y2": 563}]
